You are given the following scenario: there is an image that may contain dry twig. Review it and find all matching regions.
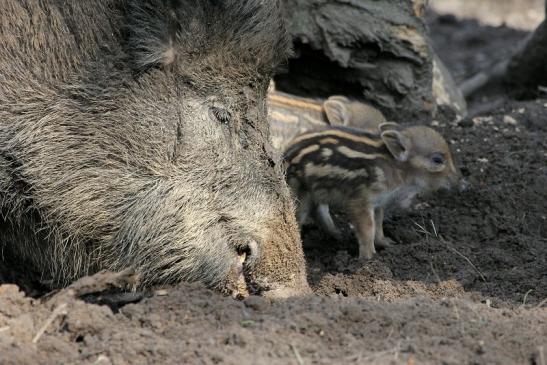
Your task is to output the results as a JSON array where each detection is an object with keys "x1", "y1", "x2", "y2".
[
  {"x1": 521, "y1": 289, "x2": 534, "y2": 306},
  {"x1": 535, "y1": 297, "x2": 547, "y2": 309},
  {"x1": 444, "y1": 244, "x2": 487, "y2": 283},
  {"x1": 32, "y1": 303, "x2": 68, "y2": 343},
  {"x1": 290, "y1": 344, "x2": 305, "y2": 365},
  {"x1": 414, "y1": 220, "x2": 487, "y2": 284}
]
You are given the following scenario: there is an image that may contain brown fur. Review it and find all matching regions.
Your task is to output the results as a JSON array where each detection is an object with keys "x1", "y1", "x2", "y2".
[
  {"x1": 0, "y1": 0, "x2": 309, "y2": 298},
  {"x1": 267, "y1": 90, "x2": 386, "y2": 151}
]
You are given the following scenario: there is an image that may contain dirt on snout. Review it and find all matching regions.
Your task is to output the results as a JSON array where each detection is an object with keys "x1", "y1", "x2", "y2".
[{"x1": 1, "y1": 8, "x2": 546, "y2": 365}]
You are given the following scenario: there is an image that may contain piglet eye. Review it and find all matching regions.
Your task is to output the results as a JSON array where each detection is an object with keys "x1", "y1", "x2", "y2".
[
  {"x1": 209, "y1": 106, "x2": 232, "y2": 125},
  {"x1": 431, "y1": 153, "x2": 444, "y2": 165}
]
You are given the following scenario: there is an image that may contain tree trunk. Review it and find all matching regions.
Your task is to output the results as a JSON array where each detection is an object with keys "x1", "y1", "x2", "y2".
[{"x1": 276, "y1": 0, "x2": 442, "y2": 122}]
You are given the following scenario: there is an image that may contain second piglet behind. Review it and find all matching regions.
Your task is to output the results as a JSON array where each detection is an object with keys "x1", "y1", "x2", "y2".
[{"x1": 284, "y1": 122, "x2": 465, "y2": 259}]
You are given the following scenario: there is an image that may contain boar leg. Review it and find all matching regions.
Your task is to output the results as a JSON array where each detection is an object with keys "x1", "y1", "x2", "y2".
[
  {"x1": 348, "y1": 204, "x2": 376, "y2": 259},
  {"x1": 374, "y1": 207, "x2": 393, "y2": 249},
  {"x1": 313, "y1": 204, "x2": 342, "y2": 241}
]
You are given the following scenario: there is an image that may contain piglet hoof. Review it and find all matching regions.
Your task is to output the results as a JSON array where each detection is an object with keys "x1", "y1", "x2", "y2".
[
  {"x1": 358, "y1": 247, "x2": 376, "y2": 260},
  {"x1": 331, "y1": 230, "x2": 343, "y2": 242},
  {"x1": 375, "y1": 237, "x2": 394, "y2": 250}
]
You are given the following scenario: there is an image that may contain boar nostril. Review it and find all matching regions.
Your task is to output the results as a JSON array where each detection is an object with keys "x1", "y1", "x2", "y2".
[
  {"x1": 236, "y1": 240, "x2": 259, "y2": 264},
  {"x1": 238, "y1": 251, "x2": 247, "y2": 264}
]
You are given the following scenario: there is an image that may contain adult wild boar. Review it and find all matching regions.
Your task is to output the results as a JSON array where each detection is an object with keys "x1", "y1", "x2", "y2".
[{"x1": 0, "y1": 0, "x2": 309, "y2": 298}]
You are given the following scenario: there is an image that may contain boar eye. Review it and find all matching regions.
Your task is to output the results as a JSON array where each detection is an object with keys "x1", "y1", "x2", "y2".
[
  {"x1": 209, "y1": 106, "x2": 232, "y2": 125},
  {"x1": 431, "y1": 153, "x2": 444, "y2": 165}
]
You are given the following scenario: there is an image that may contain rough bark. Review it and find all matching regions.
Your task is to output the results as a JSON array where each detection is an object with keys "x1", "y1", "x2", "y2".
[{"x1": 276, "y1": 0, "x2": 437, "y2": 122}]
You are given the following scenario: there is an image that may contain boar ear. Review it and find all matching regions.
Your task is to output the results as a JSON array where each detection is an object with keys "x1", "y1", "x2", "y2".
[
  {"x1": 378, "y1": 122, "x2": 403, "y2": 133},
  {"x1": 125, "y1": 2, "x2": 181, "y2": 70},
  {"x1": 324, "y1": 97, "x2": 351, "y2": 126},
  {"x1": 381, "y1": 130, "x2": 411, "y2": 162},
  {"x1": 126, "y1": 0, "x2": 291, "y2": 76}
]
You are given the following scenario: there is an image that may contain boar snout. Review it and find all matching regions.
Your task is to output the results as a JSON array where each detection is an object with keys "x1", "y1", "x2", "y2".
[
  {"x1": 230, "y1": 238, "x2": 310, "y2": 300},
  {"x1": 245, "y1": 210, "x2": 311, "y2": 298}
]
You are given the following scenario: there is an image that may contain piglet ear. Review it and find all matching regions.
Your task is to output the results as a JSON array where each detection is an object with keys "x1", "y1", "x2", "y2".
[
  {"x1": 378, "y1": 122, "x2": 402, "y2": 133},
  {"x1": 381, "y1": 130, "x2": 410, "y2": 162},
  {"x1": 324, "y1": 97, "x2": 351, "y2": 126}
]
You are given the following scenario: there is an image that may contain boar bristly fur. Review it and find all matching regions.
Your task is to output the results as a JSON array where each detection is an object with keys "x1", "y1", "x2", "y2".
[{"x1": 0, "y1": 0, "x2": 309, "y2": 298}]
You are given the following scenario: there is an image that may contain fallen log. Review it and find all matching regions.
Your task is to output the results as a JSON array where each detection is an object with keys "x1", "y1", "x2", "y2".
[{"x1": 276, "y1": 0, "x2": 466, "y2": 122}]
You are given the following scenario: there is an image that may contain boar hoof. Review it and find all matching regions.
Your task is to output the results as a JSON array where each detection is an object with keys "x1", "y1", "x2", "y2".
[{"x1": 375, "y1": 237, "x2": 394, "y2": 249}]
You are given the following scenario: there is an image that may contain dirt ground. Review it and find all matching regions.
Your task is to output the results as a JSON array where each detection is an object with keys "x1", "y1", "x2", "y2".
[{"x1": 1, "y1": 6, "x2": 546, "y2": 365}]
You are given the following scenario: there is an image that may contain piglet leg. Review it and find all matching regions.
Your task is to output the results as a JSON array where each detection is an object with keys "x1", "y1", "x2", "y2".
[
  {"x1": 374, "y1": 207, "x2": 394, "y2": 249},
  {"x1": 348, "y1": 204, "x2": 376, "y2": 259},
  {"x1": 314, "y1": 204, "x2": 342, "y2": 241},
  {"x1": 296, "y1": 193, "x2": 313, "y2": 228}
]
